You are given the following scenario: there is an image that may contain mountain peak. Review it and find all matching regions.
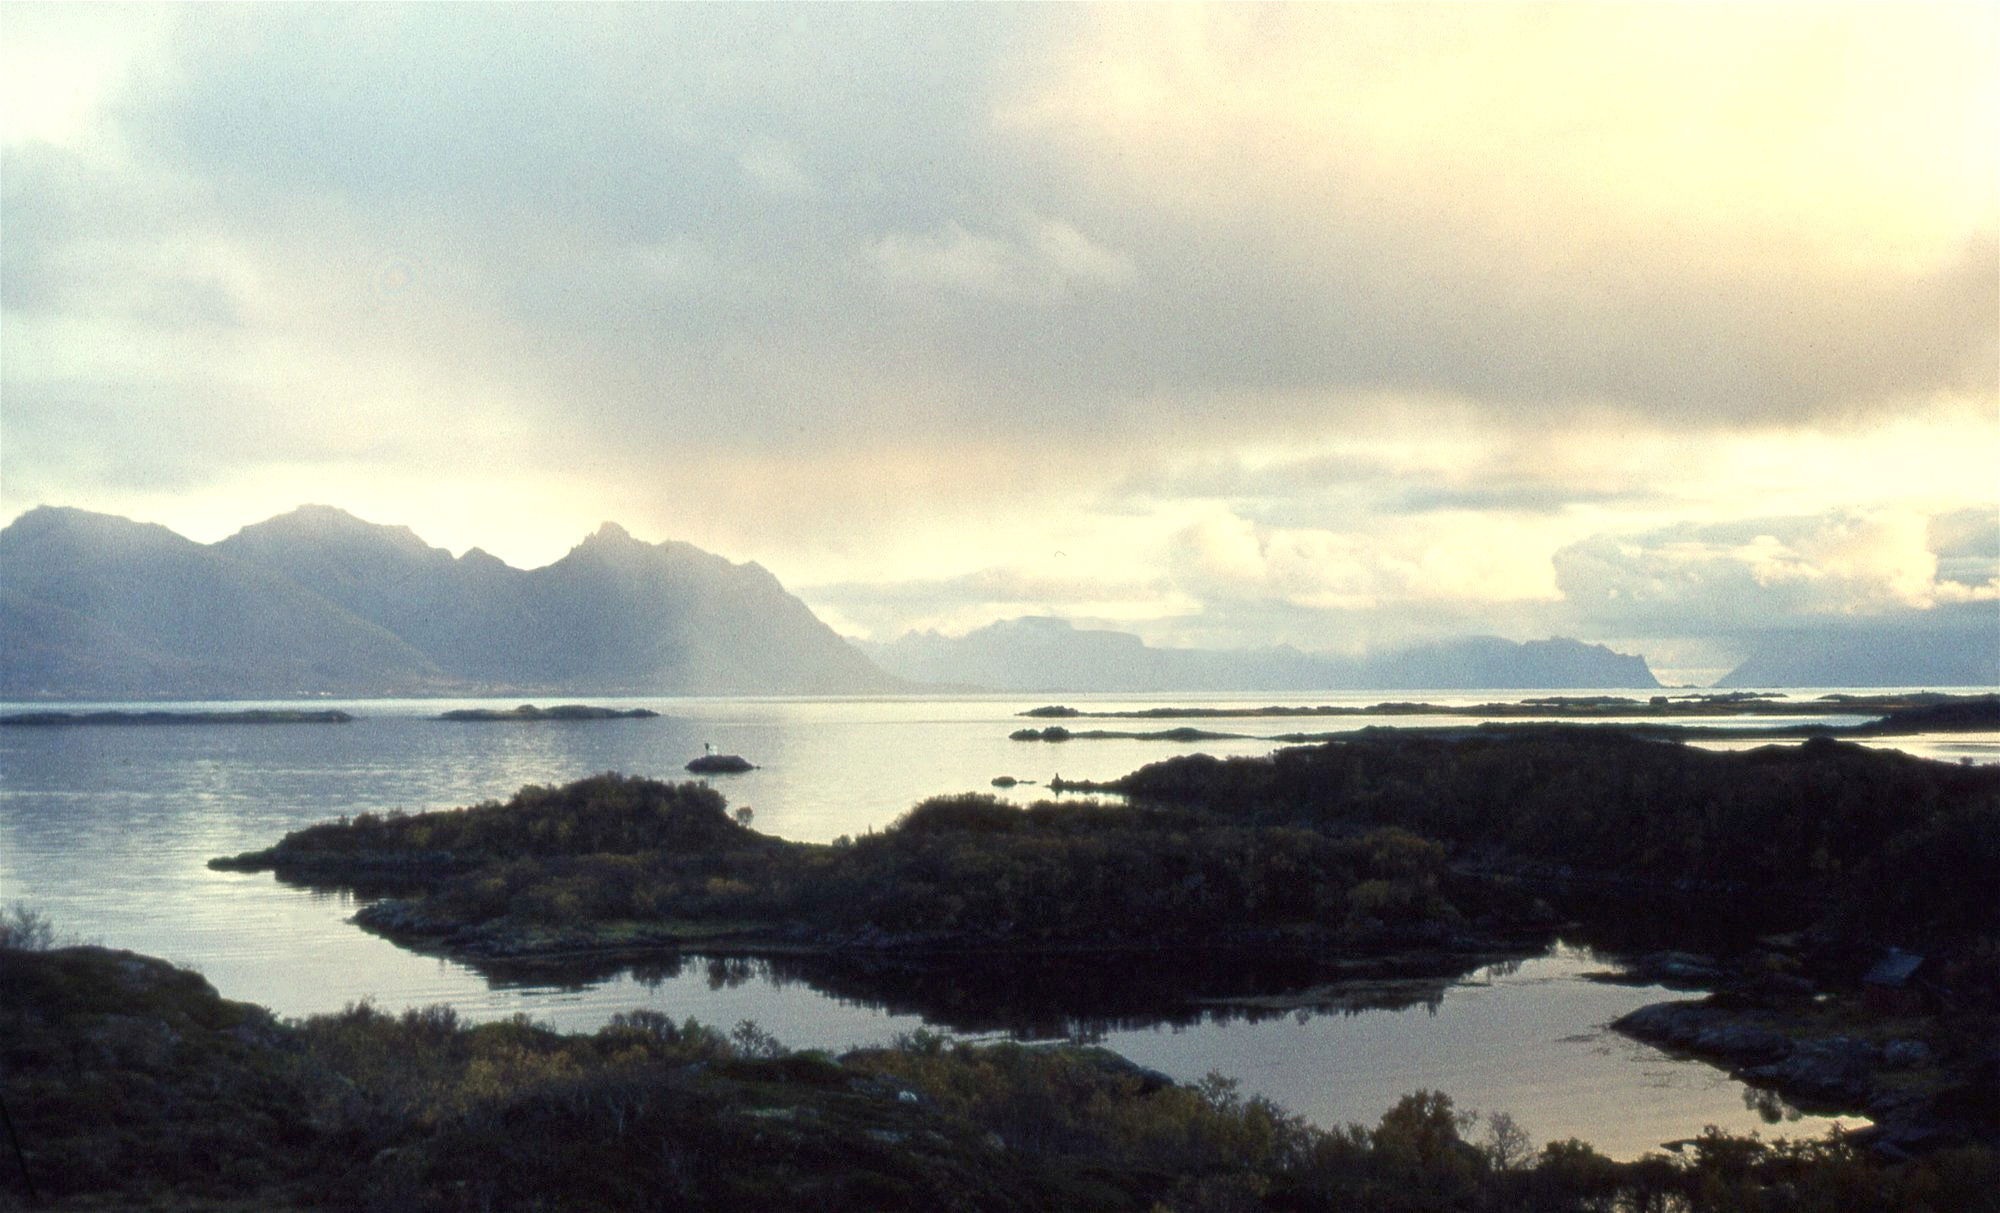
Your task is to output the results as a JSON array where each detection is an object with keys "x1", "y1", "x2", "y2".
[
  {"x1": 567, "y1": 521, "x2": 659, "y2": 561},
  {"x1": 222, "y1": 505, "x2": 442, "y2": 561},
  {"x1": 248, "y1": 504, "x2": 378, "y2": 535},
  {"x1": 0, "y1": 505, "x2": 192, "y2": 551},
  {"x1": 287, "y1": 503, "x2": 362, "y2": 523},
  {"x1": 457, "y1": 546, "x2": 510, "y2": 570}
]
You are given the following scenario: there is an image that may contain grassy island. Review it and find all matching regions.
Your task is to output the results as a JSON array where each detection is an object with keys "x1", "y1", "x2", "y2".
[
  {"x1": 437, "y1": 704, "x2": 661, "y2": 721},
  {"x1": 6, "y1": 929, "x2": 1999, "y2": 1211},
  {"x1": 0, "y1": 708, "x2": 355, "y2": 726}
]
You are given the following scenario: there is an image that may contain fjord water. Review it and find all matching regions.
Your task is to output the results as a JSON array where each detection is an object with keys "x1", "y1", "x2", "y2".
[{"x1": 7, "y1": 691, "x2": 1988, "y2": 1156}]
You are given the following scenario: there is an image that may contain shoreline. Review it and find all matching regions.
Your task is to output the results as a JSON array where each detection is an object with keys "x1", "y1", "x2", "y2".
[{"x1": 14, "y1": 938, "x2": 1990, "y2": 1210}]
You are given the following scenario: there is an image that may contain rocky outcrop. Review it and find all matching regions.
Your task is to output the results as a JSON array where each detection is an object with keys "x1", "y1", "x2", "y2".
[{"x1": 1614, "y1": 998, "x2": 1991, "y2": 1157}]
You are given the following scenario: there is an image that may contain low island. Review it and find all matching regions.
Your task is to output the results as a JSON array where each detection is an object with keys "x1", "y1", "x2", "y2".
[
  {"x1": 1019, "y1": 691, "x2": 1998, "y2": 726},
  {"x1": 0, "y1": 708, "x2": 355, "y2": 726},
  {"x1": 1010, "y1": 694, "x2": 2000, "y2": 745},
  {"x1": 437, "y1": 704, "x2": 661, "y2": 722}
]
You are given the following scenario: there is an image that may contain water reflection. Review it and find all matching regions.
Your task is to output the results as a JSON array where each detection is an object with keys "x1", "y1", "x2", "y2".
[
  {"x1": 722, "y1": 949, "x2": 1487, "y2": 1039},
  {"x1": 451, "y1": 942, "x2": 1861, "y2": 1159}
]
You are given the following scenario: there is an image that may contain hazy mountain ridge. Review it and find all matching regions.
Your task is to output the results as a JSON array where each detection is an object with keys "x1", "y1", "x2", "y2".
[
  {"x1": 859, "y1": 615, "x2": 1660, "y2": 692},
  {"x1": 0, "y1": 506, "x2": 895, "y2": 699},
  {"x1": 1717, "y1": 605, "x2": 2000, "y2": 689}
]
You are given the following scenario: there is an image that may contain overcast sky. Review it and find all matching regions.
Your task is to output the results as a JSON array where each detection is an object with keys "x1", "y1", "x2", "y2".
[{"x1": 3, "y1": 3, "x2": 1995, "y2": 681}]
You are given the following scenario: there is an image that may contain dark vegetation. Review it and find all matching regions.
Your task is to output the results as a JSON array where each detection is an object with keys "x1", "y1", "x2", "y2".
[
  {"x1": 213, "y1": 774, "x2": 1478, "y2": 954},
  {"x1": 0, "y1": 708, "x2": 354, "y2": 726},
  {"x1": 7, "y1": 937, "x2": 1998, "y2": 1212},
  {"x1": 685, "y1": 753, "x2": 755, "y2": 773},
  {"x1": 436, "y1": 704, "x2": 660, "y2": 721},
  {"x1": 212, "y1": 776, "x2": 776, "y2": 883},
  {"x1": 1098, "y1": 732, "x2": 2000, "y2": 944}
]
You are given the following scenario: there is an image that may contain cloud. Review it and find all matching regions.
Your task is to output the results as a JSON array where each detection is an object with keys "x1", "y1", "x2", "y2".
[
  {"x1": 1552, "y1": 509, "x2": 1998, "y2": 639},
  {"x1": 801, "y1": 564, "x2": 1180, "y2": 642},
  {"x1": 9, "y1": 5, "x2": 1988, "y2": 475},
  {"x1": 1006, "y1": 4, "x2": 1999, "y2": 420},
  {"x1": 871, "y1": 215, "x2": 1131, "y2": 304},
  {"x1": 1929, "y1": 507, "x2": 2000, "y2": 590},
  {"x1": 1167, "y1": 510, "x2": 1563, "y2": 612},
  {"x1": 738, "y1": 139, "x2": 818, "y2": 198}
]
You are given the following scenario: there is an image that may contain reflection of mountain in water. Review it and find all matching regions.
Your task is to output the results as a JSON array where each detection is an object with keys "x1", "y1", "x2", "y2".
[{"x1": 470, "y1": 947, "x2": 1522, "y2": 1039}]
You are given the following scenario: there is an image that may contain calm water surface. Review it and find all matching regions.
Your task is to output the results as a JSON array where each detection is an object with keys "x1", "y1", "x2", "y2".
[{"x1": 8, "y1": 689, "x2": 1986, "y2": 1156}]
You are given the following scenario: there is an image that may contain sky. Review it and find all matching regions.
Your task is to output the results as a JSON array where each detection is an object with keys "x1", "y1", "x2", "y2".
[{"x1": 2, "y1": 3, "x2": 1995, "y2": 683}]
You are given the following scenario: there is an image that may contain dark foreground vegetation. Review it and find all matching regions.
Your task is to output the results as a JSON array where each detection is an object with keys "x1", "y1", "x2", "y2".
[
  {"x1": 5, "y1": 925, "x2": 1997, "y2": 1212},
  {"x1": 0, "y1": 708, "x2": 354, "y2": 726}
]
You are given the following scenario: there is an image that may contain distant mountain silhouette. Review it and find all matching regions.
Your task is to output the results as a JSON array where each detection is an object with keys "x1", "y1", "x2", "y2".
[
  {"x1": 859, "y1": 616, "x2": 1658, "y2": 692},
  {"x1": 2, "y1": 506, "x2": 896, "y2": 699},
  {"x1": 1716, "y1": 606, "x2": 2000, "y2": 688},
  {"x1": 0, "y1": 507, "x2": 445, "y2": 699}
]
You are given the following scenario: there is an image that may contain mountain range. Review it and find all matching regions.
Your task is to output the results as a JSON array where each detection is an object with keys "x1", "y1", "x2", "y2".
[
  {"x1": 856, "y1": 616, "x2": 1661, "y2": 693},
  {"x1": 0, "y1": 505, "x2": 893, "y2": 699},
  {"x1": 1713, "y1": 605, "x2": 2000, "y2": 690},
  {"x1": 7, "y1": 506, "x2": 1983, "y2": 700}
]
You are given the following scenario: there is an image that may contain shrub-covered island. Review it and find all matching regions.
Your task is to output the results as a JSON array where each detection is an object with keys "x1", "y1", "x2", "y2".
[{"x1": 210, "y1": 772, "x2": 1491, "y2": 960}]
